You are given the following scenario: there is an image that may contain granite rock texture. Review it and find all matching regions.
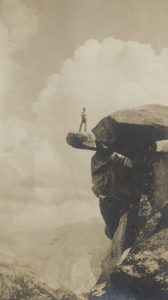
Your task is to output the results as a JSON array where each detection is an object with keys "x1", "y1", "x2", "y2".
[{"x1": 67, "y1": 104, "x2": 168, "y2": 298}]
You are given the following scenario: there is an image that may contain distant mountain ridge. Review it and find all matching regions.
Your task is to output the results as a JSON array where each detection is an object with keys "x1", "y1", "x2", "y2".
[
  {"x1": 0, "y1": 220, "x2": 110, "y2": 295},
  {"x1": 0, "y1": 261, "x2": 79, "y2": 300}
]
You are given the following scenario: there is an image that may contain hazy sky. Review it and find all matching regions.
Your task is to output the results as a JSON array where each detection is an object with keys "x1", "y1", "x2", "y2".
[{"x1": 0, "y1": 0, "x2": 168, "y2": 232}]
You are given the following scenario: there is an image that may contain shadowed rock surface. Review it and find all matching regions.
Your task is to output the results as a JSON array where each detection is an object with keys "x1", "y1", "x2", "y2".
[
  {"x1": 92, "y1": 104, "x2": 168, "y2": 152},
  {"x1": 67, "y1": 104, "x2": 168, "y2": 299},
  {"x1": 66, "y1": 132, "x2": 97, "y2": 150}
]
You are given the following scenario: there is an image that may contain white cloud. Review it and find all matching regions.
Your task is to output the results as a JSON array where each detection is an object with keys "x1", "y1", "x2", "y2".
[
  {"x1": 0, "y1": 117, "x2": 63, "y2": 201},
  {"x1": 34, "y1": 38, "x2": 168, "y2": 134},
  {"x1": 0, "y1": 0, "x2": 43, "y2": 211}
]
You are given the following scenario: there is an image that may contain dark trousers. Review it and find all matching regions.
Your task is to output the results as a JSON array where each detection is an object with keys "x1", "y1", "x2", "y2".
[{"x1": 79, "y1": 120, "x2": 87, "y2": 132}]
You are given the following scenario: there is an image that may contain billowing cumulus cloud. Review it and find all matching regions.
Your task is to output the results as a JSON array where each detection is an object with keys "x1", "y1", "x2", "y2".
[
  {"x1": 0, "y1": 0, "x2": 39, "y2": 194},
  {"x1": 2, "y1": 33, "x2": 168, "y2": 231},
  {"x1": 34, "y1": 37, "x2": 168, "y2": 133}
]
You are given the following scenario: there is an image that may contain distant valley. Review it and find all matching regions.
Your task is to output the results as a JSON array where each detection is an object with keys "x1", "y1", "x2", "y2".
[{"x1": 0, "y1": 220, "x2": 110, "y2": 295}]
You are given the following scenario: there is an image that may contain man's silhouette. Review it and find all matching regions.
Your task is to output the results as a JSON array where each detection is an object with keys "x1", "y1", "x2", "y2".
[{"x1": 79, "y1": 108, "x2": 87, "y2": 132}]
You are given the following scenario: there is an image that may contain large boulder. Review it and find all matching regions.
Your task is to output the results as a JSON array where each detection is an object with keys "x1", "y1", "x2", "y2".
[
  {"x1": 66, "y1": 104, "x2": 168, "y2": 299},
  {"x1": 92, "y1": 105, "x2": 168, "y2": 297},
  {"x1": 92, "y1": 104, "x2": 168, "y2": 157}
]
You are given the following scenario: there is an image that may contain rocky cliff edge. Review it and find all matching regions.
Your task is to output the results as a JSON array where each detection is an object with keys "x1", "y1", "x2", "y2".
[{"x1": 66, "y1": 104, "x2": 168, "y2": 299}]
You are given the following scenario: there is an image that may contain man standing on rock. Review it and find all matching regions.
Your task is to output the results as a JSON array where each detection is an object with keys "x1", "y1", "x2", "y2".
[{"x1": 79, "y1": 107, "x2": 87, "y2": 133}]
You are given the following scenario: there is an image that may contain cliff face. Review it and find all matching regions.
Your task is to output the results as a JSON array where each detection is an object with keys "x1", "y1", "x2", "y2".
[{"x1": 67, "y1": 104, "x2": 168, "y2": 299}]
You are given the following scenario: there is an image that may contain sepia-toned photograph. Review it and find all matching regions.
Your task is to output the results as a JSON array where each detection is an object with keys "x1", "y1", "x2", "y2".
[{"x1": 0, "y1": 0, "x2": 167, "y2": 299}]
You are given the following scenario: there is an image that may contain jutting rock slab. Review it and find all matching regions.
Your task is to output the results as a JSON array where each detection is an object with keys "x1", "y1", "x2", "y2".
[{"x1": 66, "y1": 132, "x2": 97, "y2": 150}]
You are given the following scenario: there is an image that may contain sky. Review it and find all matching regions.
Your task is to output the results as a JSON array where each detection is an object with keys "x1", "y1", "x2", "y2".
[{"x1": 0, "y1": 0, "x2": 168, "y2": 232}]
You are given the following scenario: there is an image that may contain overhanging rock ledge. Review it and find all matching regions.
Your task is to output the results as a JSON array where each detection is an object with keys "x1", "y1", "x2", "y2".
[{"x1": 66, "y1": 104, "x2": 168, "y2": 299}]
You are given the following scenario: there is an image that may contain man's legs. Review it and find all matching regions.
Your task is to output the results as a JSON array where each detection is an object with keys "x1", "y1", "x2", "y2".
[
  {"x1": 79, "y1": 121, "x2": 83, "y2": 132},
  {"x1": 84, "y1": 121, "x2": 87, "y2": 132}
]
